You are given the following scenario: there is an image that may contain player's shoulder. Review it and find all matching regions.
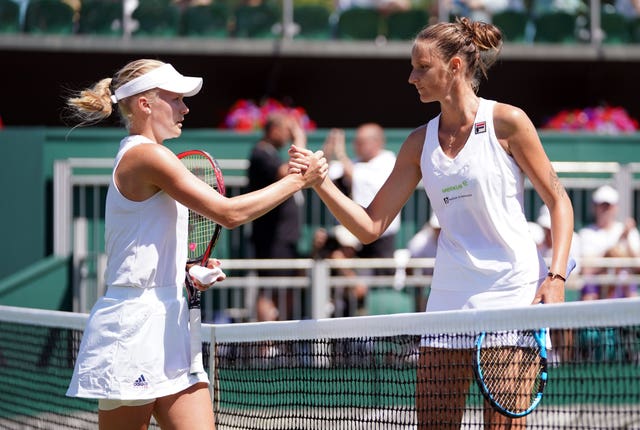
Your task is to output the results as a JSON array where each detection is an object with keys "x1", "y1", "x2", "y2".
[
  {"x1": 405, "y1": 124, "x2": 427, "y2": 146},
  {"x1": 120, "y1": 139, "x2": 173, "y2": 163},
  {"x1": 493, "y1": 102, "x2": 529, "y2": 125},
  {"x1": 492, "y1": 102, "x2": 534, "y2": 138},
  {"x1": 398, "y1": 124, "x2": 427, "y2": 158}
]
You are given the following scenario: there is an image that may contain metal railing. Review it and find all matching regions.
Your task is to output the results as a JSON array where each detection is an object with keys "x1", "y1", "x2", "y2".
[
  {"x1": 77, "y1": 254, "x2": 640, "y2": 321},
  {"x1": 54, "y1": 158, "x2": 640, "y2": 315}
]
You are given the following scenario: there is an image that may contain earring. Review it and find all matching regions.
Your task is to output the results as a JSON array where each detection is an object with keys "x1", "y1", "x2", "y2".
[{"x1": 147, "y1": 109, "x2": 152, "y2": 114}]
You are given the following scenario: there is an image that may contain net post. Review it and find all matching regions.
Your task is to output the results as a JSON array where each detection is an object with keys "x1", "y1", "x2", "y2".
[{"x1": 311, "y1": 259, "x2": 331, "y2": 319}]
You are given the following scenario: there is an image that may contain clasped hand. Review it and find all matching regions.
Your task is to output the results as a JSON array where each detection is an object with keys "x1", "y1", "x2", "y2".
[{"x1": 288, "y1": 144, "x2": 328, "y2": 187}]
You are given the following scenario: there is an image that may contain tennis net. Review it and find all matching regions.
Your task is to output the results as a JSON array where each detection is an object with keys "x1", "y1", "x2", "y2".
[{"x1": 1, "y1": 298, "x2": 639, "y2": 429}]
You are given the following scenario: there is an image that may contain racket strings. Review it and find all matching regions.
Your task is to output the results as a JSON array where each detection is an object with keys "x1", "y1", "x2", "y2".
[
  {"x1": 187, "y1": 211, "x2": 216, "y2": 261},
  {"x1": 181, "y1": 153, "x2": 221, "y2": 263},
  {"x1": 480, "y1": 342, "x2": 543, "y2": 413}
]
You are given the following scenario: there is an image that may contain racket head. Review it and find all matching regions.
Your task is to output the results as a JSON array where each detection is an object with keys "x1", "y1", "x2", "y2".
[
  {"x1": 177, "y1": 149, "x2": 226, "y2": 266},
  {"x1": 177, "y1": 149, "x2": 225, "y2": 375},
  {"x1": 474, "y1": 329, "x2": 547, "y2": 418}
]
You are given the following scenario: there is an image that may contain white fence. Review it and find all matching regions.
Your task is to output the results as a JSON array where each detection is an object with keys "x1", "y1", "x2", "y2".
[{"x1": 53, "y1": 158, "x2": 640, "y2": 318}]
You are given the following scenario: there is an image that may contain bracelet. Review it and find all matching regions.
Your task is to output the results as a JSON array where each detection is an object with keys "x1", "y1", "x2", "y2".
[{"x1": 547, "y1": 272, "x2": 566, "y2": 282}]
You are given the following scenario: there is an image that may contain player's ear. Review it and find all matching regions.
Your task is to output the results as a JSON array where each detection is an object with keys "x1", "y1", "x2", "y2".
[
  {"x1": 135, "y1": 95, "x2": 152, "y2": 113},
  {"x1": 449, "y1": 56, "x2": 462, "y2": 75}
]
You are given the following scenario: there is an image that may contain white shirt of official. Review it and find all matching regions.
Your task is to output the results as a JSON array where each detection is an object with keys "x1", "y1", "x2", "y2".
[{"x1": 329, "y1": 150, "x2": 401, "y2": 237}]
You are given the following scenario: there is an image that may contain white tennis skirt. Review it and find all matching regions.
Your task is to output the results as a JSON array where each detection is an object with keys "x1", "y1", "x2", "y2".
[
  {"x1": 66, "y1": 285, "x2": 209, "y2": 400},
  {"x1": 421, "y1": 281, "x2": 551, "y2": 348},
  {"x1": 426, "y1": 281, "x2": 538, "y2": 312}
]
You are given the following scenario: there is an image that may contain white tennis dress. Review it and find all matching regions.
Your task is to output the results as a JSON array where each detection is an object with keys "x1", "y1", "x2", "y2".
[
  {"x1": 421, "y1": 99, "x2": 547, "y2": 312},
  {"x1": 66, "y1": 136, "x2": 208, "y2": 400}
]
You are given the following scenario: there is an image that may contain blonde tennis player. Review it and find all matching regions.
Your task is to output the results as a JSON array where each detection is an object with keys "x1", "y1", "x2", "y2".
[
  {"x1": 64, "y1": 59, "x2": 327, "y2": 430},
  {"x1": 290, "y1": 18, "x2": 574, "y2": 429}
]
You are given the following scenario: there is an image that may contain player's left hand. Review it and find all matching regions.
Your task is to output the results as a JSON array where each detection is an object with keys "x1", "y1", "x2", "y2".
[{"x1": 532, "y1": 277, "x2": 565, "y2": 305}]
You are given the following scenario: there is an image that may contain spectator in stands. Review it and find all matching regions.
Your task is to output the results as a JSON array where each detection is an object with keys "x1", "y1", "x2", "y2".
[
  {"x1": 579, "y1": 185, "x2": 640, "y2": 300},
  {"x1": 615, "y1": 0, "x2": 640, "y2": 18},
  {"x1": 534, "y1": 204, "x2": 581, "y2": 365},
  {"x1": 531, "y1": 0, "x2": 588, "y2": 17},
  {"x1": 405, "y1": 212, "x2": 440, "y2": 311},
  {"x1": 335, "y1": 0, "x2": 410, "y2": 15},
  {"x1": 311, "y1": 225, "x2": 367, "y2": 316},
  {"x1": 448, "y1": 0, "x2": 519, "y2": 23},
  {"x1": 63, "y1": 58, "x2": 327, "y2": 430},
  {"x1": 407, "y1": 212, "x2": 440, "y2": 262},
  {"x1": 535, "y1": 204, "x2": 581, "y2": 272},
  {"x1": 322, "y1": 124, "x2": 401, "y2": 275},
  {"x1": 248, "y1": 112, "x2": 308, "y2": 321},
  {"x1": 173, "y1": 0, "x2": 212, "y2": 11},
  {"x1": 290, "y1": 17, "x2": 574, "y2": 429}
]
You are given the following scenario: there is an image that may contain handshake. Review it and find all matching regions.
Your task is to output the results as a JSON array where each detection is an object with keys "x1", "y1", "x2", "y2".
[{"x1": 287, "y1": 144, "x2": 328, "y2": 188}]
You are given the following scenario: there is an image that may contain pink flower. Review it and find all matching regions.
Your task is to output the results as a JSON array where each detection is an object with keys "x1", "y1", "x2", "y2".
[
  {"x1": 222, "y1": 98, "x2": 317, "y2": 132},
  {"x1": 543, "y1": 105, "x2": 638, "y2": 134}
]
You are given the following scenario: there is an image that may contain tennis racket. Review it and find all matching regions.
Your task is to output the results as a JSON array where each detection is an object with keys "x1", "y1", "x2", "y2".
[
  {"x1": 474, "y1": 257, "x2": 577, "y2": 418},
  {"x1": 177, "y1": 149, "x2": 226, "y2": 374}
]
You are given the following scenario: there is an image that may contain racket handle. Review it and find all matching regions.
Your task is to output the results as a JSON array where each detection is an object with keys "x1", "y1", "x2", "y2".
[{"x1": 189, "y1": 307, "x2": 205, "y2": 374}]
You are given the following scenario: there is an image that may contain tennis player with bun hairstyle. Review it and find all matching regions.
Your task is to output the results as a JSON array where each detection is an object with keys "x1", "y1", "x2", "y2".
[
  {"x1": 64, "y1": 58, "x2": 327, "y2": 430},
  {"x1": 290, "y1": 18, "x2": 574, "y2": 428}
]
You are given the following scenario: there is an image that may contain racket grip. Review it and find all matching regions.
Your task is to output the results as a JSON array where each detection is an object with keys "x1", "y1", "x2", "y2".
[{"x1": 189, "y1": 307, "x2": 205, "y2": 374}]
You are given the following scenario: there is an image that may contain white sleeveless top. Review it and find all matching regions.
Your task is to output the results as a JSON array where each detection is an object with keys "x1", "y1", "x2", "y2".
[
  {"x1": 67, "y1": 136, "x2": 207, "y2": 400},
  {"x1": 421, "y1": 98, "x2": 546, "y2": 294},
  {"x1": 104, "y1": 135, "x2": 188, "y2": 289}
]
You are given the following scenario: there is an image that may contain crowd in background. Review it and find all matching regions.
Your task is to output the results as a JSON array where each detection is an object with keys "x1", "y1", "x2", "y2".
[
  {"x1": 6, "y1": 0, "x2": 640, "y2": 42},
  {"x1": 244, "y1": 111, "x2": 639, "y2": 324}
]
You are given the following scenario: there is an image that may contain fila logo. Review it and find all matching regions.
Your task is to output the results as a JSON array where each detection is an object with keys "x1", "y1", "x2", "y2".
[{"x1": 474, "y1": 121, "x2": 486, "y2": 134}]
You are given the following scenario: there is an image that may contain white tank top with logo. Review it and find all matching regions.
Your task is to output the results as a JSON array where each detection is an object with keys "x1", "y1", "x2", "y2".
[{"x1": 420, "y1": 98, "x2": 546, "y2": 296}]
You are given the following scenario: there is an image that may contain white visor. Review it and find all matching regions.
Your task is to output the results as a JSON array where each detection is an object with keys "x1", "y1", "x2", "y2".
[{"x1": 111, "y1": 63, "x2": 203, "y2": 104}]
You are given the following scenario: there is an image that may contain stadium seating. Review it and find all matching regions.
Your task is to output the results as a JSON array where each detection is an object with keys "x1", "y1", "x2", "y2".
[
  {"x1": 78, "y1": 0, "x2": 123, "y2": 36},
  {"x1": 631, "y1": 17, "x2": 640, "y2": 43},
  {"x1": 385, "y1": 9, "x2": 429, "y2": 41},
  {"x1": 293, "y1": 4, "x2": 332, "y2": 39},
  {"x1": 132, "y1": 0, "x2": 181, "y2": 37},
  {"x1": 233, "y1": 4, "x2": 280, "y2": 39},
  {"x1": 492, "y1": 9, "x2": 530, "y2": 43},
  {"x1": 0, "y1": 0, "x2": 20, "y2": 33},
  {"x1": 24, "y1": 0, "x2": 75, "y2": 35},
  {"x1": 336, "y1": 7, "x2": 382, "y2": 40},
  {"x1": 180, "y1": 3, "x2": 229, "y2": 38},
  {"x1": 367, "y1": 288, "x2": 415, "y2": 315},
  {"x1": 600, "y1": 6, "x2": 631, "y2": 44},
  {"x1": 533, "y1": 11, "x2": 578, "y2": 43}
]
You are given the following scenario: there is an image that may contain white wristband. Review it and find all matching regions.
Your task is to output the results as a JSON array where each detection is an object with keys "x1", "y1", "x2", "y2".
[{"x1": 189, "y1": 265, "x2": 223, "y2": 286}]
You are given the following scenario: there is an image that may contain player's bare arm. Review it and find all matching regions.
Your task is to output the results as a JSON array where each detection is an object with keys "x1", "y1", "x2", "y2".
[
  {"x1": 131, "y1": 144, "x2": 327, "y2": 229},
  {"x1": 310, "y1": 126, "x2": 424, "y2": 244},
  {"x1": 494, "y1": 103, "x2": 574, "y2": 303}
]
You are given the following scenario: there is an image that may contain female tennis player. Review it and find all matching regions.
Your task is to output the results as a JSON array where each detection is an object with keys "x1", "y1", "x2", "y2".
[
  {"x1": 290, "y1": 18, "x2": 574, "y2": 429},
  {"x1": 64, "y1": 59, "x2": 327, "y2": 430}
]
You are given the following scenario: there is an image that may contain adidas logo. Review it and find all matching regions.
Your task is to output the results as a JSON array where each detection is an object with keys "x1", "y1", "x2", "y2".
[{"x1": 133, "y1": 374, "x2": 149, "y2": 389}]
